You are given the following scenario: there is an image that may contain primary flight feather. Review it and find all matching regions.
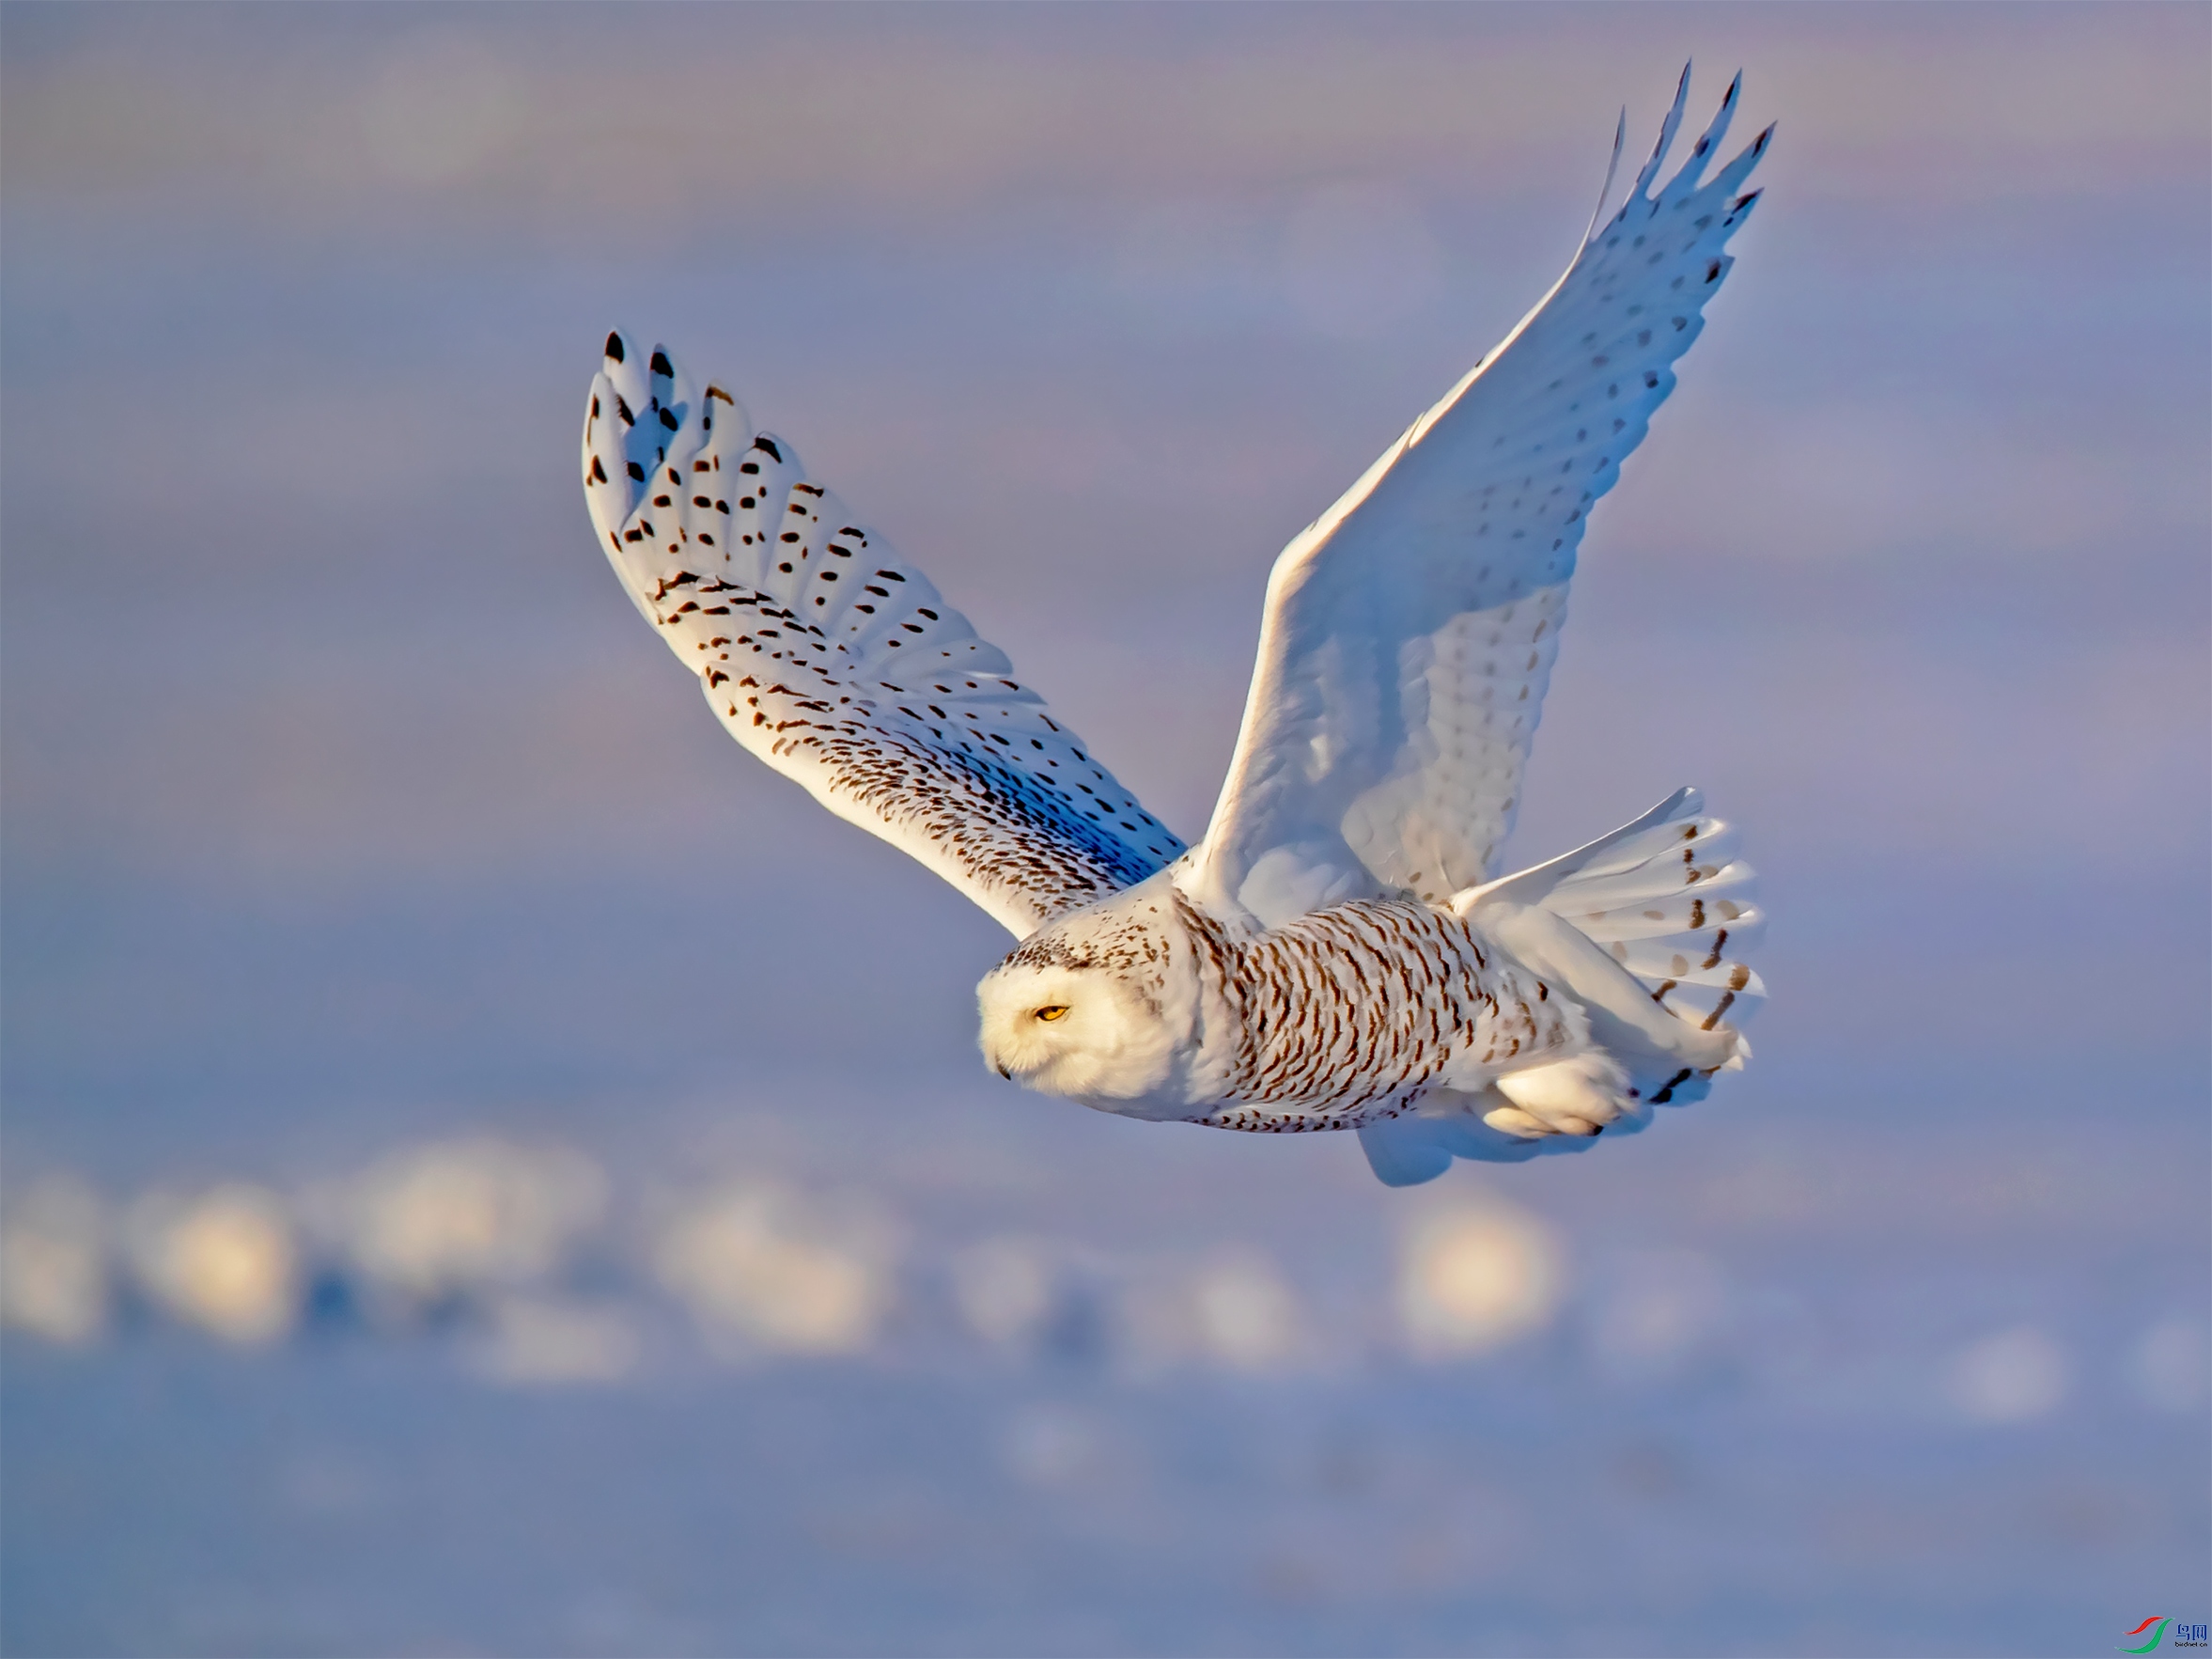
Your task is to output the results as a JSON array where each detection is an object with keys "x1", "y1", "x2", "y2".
[{"x1": 580, "y1": 69, "x2": 1771, "y2": 1186}]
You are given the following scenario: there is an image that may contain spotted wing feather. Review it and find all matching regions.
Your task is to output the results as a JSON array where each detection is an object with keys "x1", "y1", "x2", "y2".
[
  {"x1": 583, "y1": 333, "x2": 1183, "y2": 937},
  {"x1": 1194, "y1": 70, "x2": 1770, "y2": 923}
]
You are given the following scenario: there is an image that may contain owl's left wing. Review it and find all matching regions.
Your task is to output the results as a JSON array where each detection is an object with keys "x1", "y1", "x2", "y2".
[
  {"x1": 1189, "y1": 70, "x2": 1768, "y2": 926},
  {"x1": 583, "y1": 334, "x2": 1183, "y2": 938}
]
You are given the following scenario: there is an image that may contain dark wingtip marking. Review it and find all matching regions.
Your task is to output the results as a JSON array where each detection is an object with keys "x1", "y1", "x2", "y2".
[
  {"x1": 604, "y1": 333, "x2": 625, "y2": 363},
  {"x1": 650, "y1": 349, "x2": 674, "y2": 377},
  {"x1": 754, "y1": 436, "x2": 783, "y2": 462}
]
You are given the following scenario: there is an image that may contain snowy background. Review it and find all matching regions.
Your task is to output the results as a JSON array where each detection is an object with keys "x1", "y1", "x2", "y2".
[{"x1": 3, "y1": 5, "x2": 2206, "y2": 1655}]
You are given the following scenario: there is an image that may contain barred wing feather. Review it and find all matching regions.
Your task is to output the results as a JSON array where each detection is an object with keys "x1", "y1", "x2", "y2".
[
  {"x1": 1194, "y1": 70, "x2": 1769, "y2": 925},
  {"x1": 582, "y1": 333, "x2": 1183, "y2": 938}
]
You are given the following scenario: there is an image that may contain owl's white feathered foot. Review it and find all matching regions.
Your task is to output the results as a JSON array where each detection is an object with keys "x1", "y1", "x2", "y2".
[{"x1": 1486, "y1": 1053, "x2": 1639, "y2": 1138}]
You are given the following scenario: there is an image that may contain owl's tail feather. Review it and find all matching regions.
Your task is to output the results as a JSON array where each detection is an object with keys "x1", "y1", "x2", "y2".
[
  {"x1": 1454, "y1": 787, "x2": 1766, "y2": 1034},
  {"x1": 1367, "y1": 790, "x2": 1768, "y2": 1185},
  {"x1": 1534, "y1": 800, "x2": 1766, "y2": 1036}
]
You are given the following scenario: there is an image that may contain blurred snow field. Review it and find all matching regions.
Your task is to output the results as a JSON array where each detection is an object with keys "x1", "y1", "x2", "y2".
[{"x1": 4, "y1": 1141, "x2": 2204, "y2": 1424}]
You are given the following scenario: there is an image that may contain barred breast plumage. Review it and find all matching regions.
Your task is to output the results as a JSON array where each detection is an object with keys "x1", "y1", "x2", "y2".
[{"x1": 1176, "y1": 896, "x2": 1575, "y2": 1133}]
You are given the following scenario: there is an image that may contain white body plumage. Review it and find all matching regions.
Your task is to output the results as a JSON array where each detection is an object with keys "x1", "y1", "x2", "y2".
[
  {"x1": 579, "y1": 70, "x2": 1773, "y2": 1185},
  {"x1": 977, "y1": 803, "x2": 1751, "y2": 1183}
]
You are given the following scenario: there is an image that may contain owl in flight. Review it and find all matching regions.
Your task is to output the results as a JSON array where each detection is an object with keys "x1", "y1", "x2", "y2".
[{"x1": 581, "y1": 70, "x2": 1769, "y2": 1185}]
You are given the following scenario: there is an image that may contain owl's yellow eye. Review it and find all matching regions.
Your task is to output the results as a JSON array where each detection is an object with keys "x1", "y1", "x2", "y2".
[{"x1": 1035, "y1": 1005, "x2": 1069, "y2": 1022}]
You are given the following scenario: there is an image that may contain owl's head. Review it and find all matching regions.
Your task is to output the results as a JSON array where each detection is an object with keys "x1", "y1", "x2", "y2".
[{"x1": 975, "y1": 880, "x2": 1199, "y2": 1114}]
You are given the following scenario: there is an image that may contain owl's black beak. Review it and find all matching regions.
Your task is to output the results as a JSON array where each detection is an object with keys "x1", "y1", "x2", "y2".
[{"x1": 995, "y1": 1064, "x2": 1011, "y2": 1080}]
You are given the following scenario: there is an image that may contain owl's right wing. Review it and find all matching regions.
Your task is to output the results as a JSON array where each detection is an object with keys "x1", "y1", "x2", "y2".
[
  {"x1": 1187, "y1": 71, "x2": 1768, "y2": 927},
  {"x1": 583, "y1": 334, "x2": 1183, "y2": 939}
]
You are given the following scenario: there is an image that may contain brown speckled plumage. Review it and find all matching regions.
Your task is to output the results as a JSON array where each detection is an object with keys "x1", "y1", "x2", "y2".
[{"x1": 1176, "y1": 893, "x2": 1568, "y2": 1132}]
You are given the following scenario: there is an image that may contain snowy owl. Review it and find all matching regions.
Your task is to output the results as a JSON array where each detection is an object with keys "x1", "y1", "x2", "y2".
[{"x1": 580, "y1": 70, "x2": 1770, "y2": 1186}]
